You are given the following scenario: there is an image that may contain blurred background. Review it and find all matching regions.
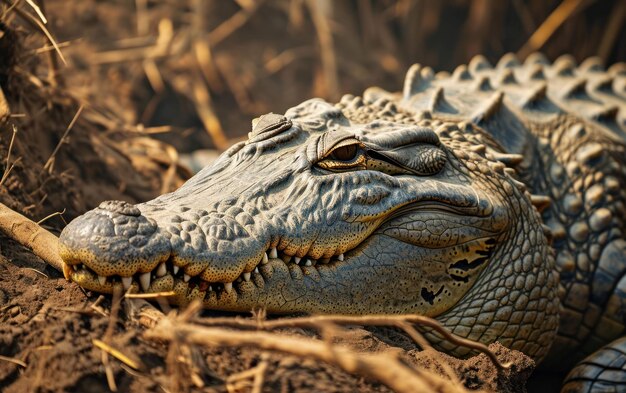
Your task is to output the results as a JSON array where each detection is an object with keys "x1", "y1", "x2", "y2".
[{"x1": 41, "y1": 0, "x2": 625, "y2": 159}]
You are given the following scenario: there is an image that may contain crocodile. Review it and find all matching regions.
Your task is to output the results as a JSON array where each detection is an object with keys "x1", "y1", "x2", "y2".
[{"x1": 58, "y1": 53, "x2": 626, "y2": 392}]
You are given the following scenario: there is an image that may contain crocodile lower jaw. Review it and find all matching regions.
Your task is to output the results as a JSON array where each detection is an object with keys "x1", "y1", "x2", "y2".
[{"x1": 65, "y1": 246, "x2": 346, "y2": 303}]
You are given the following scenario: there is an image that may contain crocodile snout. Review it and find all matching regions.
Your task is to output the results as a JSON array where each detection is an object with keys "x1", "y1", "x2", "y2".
[
  {"x1": 59, "y1": 200, "x2": 171, "y2": 288},
  {"x1": 58, "y1": 198, "x2": 274, "y2": 299}
]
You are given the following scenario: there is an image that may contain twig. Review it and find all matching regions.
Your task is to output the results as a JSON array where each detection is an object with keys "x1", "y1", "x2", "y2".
[
  {"x1": 252, "y1": 354, "x2": 269, "y2": 393},
  {"x1": 0, "y1": 202, "x2": 65, "y2": 274},
  {"x1": 22, "y1": 267, "x2": 48, "y2": 278},
  {"x1": 90, "y1": 19, "x2": 173, "y2": 65},
  {"x1": 215, "y1": 56, "x2": 264, "y2": 114},
  {"x1": 1, "y1": 0, "x2": 67, "y2": 65},
  {"x1": 0, "y1": 354, "x2": 27, "y2": 368},
  {"x1": 124, "y1": 291, "x2": 176, "y2": 299},
  {"x1": 264, "y1": 46, "x2": 313, "y2": 75},
  {"x1": 43, "y1": 105, "x2": 83, "y2": 173},
  {"x1": 0, "y1": 86, "x2": 10, "y2": 120},
  {"x1": 101, "y1": 346, "x2": 118, "y2": 392},
  {"x1": 36, "y1": 208, "x2": 65, "y2": 225},
  {"x1": 397, "y1": 320, "x2": 461, "y2": 385},
  {"x1": 517, "y1": 0, "x2": 587, "y2": 58},
  {"x1": 134, "y1": 0, "x2": 148, "y2": 36},
  {"x1": 194, "y1": 41, "x2": 223, "y2": 93},
  {"x1": 143, "y1": 59, "x2": 165, "y2": 94},
  {"x1": 50, "y1": 306, "x2": 102, "y2": 316},
  {"x1": 93, "y1": 339, "x2": 142, "y2": 371},
  {"x1": 208, "y1": 0, "x2": 265, "y2": 47},
  {"x1": 191, "y1": 0, "x2": 223, "y2": 93},
  {"x1": 145, "y1": 318, "x2": 462, "y2": 393},
  {"x1": 95, "y1": 289, "x2": 127, "y2": 391},
  {"x1": 90, "y1": 295, "x2": 110, "y2": 317},
  {"x1": 189, "y1": 75, "x2": 229, "y2": 150},
  {"x1": 598, "y1": 0, "x2": 626, "y2": 62},
  {"x1": 226, "y1": 353, "x2": 269, "y2": 393},
  {"x1": 0, "y1": 124, "x2": 18, "y2": 186},
  {"x1": 305, "y1": 0, "x2": 339, "y2": 100},
  {"x1": 33, "y1": 40, "x2": 73, "y2": 54},
  {"x1": 31, "y1": 0, "x2": 60, "y2": 86},
  {"x1": 193, "y1": 314, "x2": 510, "y2": 370},
  {"x1": 160, "y1": 144, "x2": 179, "y2": 194},
  {"x1": 511, "y1": 0, "x2": 536, "y2": 35},
  {"x1": 24, "y1": 0, "x2": 46, "y2": 23},
  {"x1": 134, "y1": 300, "x2": 507, "y2": 371}
]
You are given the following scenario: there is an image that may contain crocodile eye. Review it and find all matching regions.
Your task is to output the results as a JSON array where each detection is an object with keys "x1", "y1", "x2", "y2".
[
  {"x1": 329, "y1": 145, "x2": 357, "y2": 161},
  {"x1": 317, "y1": 141, "x2": 366, "y2": 172}
]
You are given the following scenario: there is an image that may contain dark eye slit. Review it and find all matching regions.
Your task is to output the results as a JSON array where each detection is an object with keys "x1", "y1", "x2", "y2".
[{"x1": 365, "y1": 150, "x2": 398, "y2": 166}]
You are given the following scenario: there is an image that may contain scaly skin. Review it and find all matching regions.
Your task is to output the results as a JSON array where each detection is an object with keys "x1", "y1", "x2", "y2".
[{"x1": 59, "y1": 53, "x2": 626, "y2": 390}]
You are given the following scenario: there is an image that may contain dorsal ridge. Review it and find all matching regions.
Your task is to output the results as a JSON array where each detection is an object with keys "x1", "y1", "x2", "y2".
[{"x1": 472, "y1": 91, "x2": 504, "y2": 123}]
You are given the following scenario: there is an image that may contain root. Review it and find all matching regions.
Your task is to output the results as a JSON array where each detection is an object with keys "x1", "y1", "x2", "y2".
[
  {"x1": 133, "y1": 300, "x2": 516, "y2": 393},
  {"x1": 144, "y1": 303, "x2": 465, "y2": 393},
  {"x1": 189, "y1": 312, "x2": 510, "y2": 370}
]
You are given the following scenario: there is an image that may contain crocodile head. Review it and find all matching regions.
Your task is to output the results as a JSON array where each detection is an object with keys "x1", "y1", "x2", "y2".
[{"x1": 59, "y1": 98, "x2": 557, "y2": 326}]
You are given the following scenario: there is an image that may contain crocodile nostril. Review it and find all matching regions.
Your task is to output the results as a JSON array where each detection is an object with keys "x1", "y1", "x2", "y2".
[{"x1": 98, "y1": 200, "x2": 141, "y2": 216}]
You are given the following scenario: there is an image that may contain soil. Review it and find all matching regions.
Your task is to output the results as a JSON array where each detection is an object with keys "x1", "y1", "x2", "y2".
[{"x1": 1, "y1": 1, "x2": 621, "y2": 392}]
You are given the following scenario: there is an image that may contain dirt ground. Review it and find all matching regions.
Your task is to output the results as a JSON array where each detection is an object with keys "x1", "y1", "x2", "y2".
[{"x1": 0, "y1": 1, "x2": 623, "y2": 392}]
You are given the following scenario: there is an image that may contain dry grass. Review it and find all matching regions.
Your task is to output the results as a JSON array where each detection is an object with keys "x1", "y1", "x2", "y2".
[
  {"x1": 0, "y1": 1, "x2": 190, "y2": 224},
  {"x1": 24, "y1": 0, "x2": 621, "y2": 155}
]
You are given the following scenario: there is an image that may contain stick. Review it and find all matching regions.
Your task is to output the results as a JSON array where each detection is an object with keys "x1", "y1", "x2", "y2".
[
  {"x1": 0, "y1": 124, "x2": 17, "y2": 186},
  {"x1": 0, "y1": 87, "x2": 10, "y2": 120},
  {"x1": 93, "y1": 339, "x2": 142, "y2": 371},
  {"x1": 598, "y1": 0, "x2": 626, "y2": 62},
  {"x1": 208, "y1": 0, "x2": 264, "y2": 47},
  {"x1": 0, "y1": 354, "x2": 27, "y2": 368},
  {"x1": 306, "y1": 0, "x2": 339, "y2": 100},
  {"x1": 0, "y1": 202, "x2": 65, "y2": 274},
  {"x1": 1, "y1": 0, "x2": 67, "y2": 65},
  {"x1": 193, "y1": 313, "x2": 510, "y2": 369},
  {"x1": 43, "y1": 105, "x2": 84, "y2": 173},
  {"x1": 517, "y1": 0, "x2": 586, "y2": 58},
  {"x1": 145, "y1": 318, "x2": 462, "y2": 393}
]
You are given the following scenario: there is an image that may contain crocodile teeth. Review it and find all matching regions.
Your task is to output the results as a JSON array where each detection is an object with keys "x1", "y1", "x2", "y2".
[
  {"x1": 121, "y1": 277, "x2": 132, "y2": 290},
  {"x1": 139, "y1": 272, "x2": 151, "y2": 291},
  {"x1": 304, "y1": 259, "x2": 312, "y2": 266},
  {"x1": 156, "y1": 263, "x2": 167, "y2": 277},
  {"x1": 262, "y1": 252, "x2": 269, "y2": 264},
  {"x1": 98, "y1": 275, "x2": 106, "y2": 285},
  {"x1": 183, "y1": 273, "x2": 191, "y2": 282},
  {"x1": 62, "y1": 262, "x2": 73, "y2": 280},
  {"x1": 243, "y1": 272, "x2": 251, "y2": 281},
  {"x1": 173, "y1": 265, "x2": 180, "y2": 275},
  {"x1": 224, "y1": 282, "x2": 233, "y2": 293},
  {"x1": 338, "y1": 254, "x2": 344, "y2": 261},
  {"x1": 208, "y1": 285, "x2": 213, "y2": 291},
  {"x1": 269, "y1": 247, "x2": 278, "y2": 258},
  {"x1": 254, "y1": 267, "x2": 259, "y2": 274},
  {"x1": 294, "y1": 257, "x2": 301, "y2": 264}
]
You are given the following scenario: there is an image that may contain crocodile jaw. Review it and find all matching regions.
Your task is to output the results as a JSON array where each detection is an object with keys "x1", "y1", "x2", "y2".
[{"x1": 60, "y1": 184, "x2": 505, "y2": 315}]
